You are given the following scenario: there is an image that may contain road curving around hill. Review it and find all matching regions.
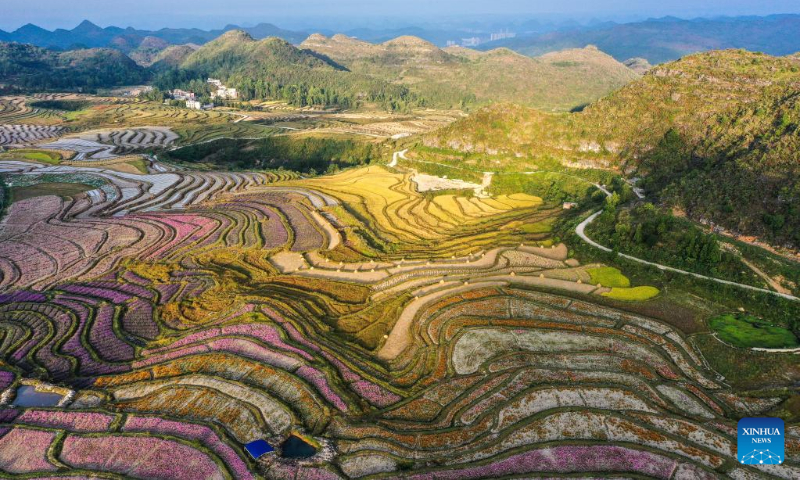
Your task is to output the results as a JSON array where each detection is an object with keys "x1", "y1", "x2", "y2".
[{"x1": 576, "y1": 207, "x2": 800, "y2": 303}]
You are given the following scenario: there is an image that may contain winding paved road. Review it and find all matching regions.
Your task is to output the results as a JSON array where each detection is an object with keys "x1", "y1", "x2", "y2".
[
  {"x1": 388, "y1": 149, "x2": 407, "y2": 168},
  {"x1": 576, "y1": 193, "x2": 799, "y2": 303}
]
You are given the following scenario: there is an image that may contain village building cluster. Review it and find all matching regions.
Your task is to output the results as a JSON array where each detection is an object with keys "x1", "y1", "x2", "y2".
[{"x1": 168, "y1": 78, "x2": 238, "y2": 110}]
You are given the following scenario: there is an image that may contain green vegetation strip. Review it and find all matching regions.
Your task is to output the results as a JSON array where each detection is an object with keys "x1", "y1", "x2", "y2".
[
  {"x1": 587, "y1": 267, "x2": 630, "y2": 288},
  {"x1": 0, "y1": 149, "x2": 62, "y2": 165},
  {"x1": 710, "y1": 313, "x2": 799, "y2": 349},
  {"x1": 166, "y1": 136, "x2": 377, "y2": 173},
  {"x1": 602, "y1": 286, "x2": 660, "y2": 302}
]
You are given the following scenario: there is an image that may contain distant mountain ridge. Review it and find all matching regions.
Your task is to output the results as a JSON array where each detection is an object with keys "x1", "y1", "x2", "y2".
[
  {"x1": 0, "y1": 29, "x2": 638, "y2": 109},
  {"x1": 483, "y1": 14, "x2": 800, "y2": 64},
  {"x1": 0, "y1": 20, "x2": 308, "y2": 51},
  {"x1": 5, "y1": 14, "x2": 800, "y2": 67}
]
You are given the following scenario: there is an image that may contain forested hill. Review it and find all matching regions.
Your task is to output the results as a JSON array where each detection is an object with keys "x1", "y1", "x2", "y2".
[
  {"x1": 147, "y1": 30, "x2": 638, "y2": 111},
  {"x1": 425, "y1": 50, "x2": 800, "y2": 246},
  {"x1": 0, "y1": 42, "x2": 147, "y2": 91},
  {"x1": 155, "y1": 30, "x2": 416, "y2": 110},
  {"x1": 300, "y1": 34, "x2": 639, "y2": 111},
  {"x1": 629, "y1": 55, "x2": 800, "y2": 246},
  {"x1": 0, "y1": 27, "x2": 641, "y2": 111}
]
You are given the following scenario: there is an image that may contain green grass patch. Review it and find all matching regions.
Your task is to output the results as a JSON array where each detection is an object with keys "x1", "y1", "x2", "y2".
[
  {"x1": 127, "y1": 158, "x2": 149, "y2": 174},
  {"x1": 63, "y1": 109, "x2": 91, "y2": 121},
  {"x1": 588, "y1": 267, "x2": 631, "y2": 288},
  {"x1": 0, "y1": 149, "x2": 62, "y2": 165},
  {"x1": 710, "y1": 313, "x2": 799, "y2": 349},
  {"x1": 10, "y1": 182, "x2": 94, "y2": 202},
  {"x1": 520, "y1": 218, "x2": 555, "y2": 234},
  {"x1": 602, "y1": 286, "x2": 660, "y2": 301},
  {"x1": 20, "y1": 152, "x2": 59, "y2": 164}
]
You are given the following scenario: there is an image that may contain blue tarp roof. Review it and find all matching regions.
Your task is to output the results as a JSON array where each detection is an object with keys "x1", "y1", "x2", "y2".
[{"x1": 245, "y1": 439, "x2": 275, "y2": 459}]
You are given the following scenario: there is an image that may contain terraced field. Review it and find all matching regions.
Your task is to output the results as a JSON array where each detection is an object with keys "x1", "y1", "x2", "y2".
[
  {"x1": 0, "y1": 94, "x2": 262, "y2": 143},
  {"x1": 73, "y1": 127, "x2": 180, "y2": 152},
  {"x1": 0, "y1": 124, "x2": 65, "y2": 146},
  {"x1": 0, "y1": 97, "x2": 66, "y2": 125},
  {"x1": 0, "y1": 95, "x2": 281, "y2": 174},
  {"x1": 0, "y1": 157, "x2": 797, "y2": 479},
  {"x1": 36, "y1": 126, "x2": 180, "y2": 161}
]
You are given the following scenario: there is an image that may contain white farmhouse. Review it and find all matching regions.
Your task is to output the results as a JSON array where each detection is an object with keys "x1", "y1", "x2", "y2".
[
  {"x1": 172, "y1": 89, "x2": 196, "y2": 101},
  {"x1": 216, "y1": 86, "x2": 238, "y2": 100},
  {"x1": 208, "y1": 78, "x2": 238, "y2": 100}
]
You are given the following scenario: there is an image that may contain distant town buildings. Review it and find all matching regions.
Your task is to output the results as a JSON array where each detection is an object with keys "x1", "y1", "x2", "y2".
[
  {"x1": 208, "y1": 78, "x2": 238, "y2": 100},
  {"x1": 461, "y1": 37, "x2": 482, "y2": 47},
  {"x1": 490, "y1": 30, "x2": 517, "y2": 42},
  {"x1": 455, "y1": 30, "x2": 516, "y2": 48},
  {"x1": 446, "y1": 40, "x2": 458, "y2": 47}
]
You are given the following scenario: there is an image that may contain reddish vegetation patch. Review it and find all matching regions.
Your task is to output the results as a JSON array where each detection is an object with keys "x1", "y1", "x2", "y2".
[
  {"x1": 60, "y1": 434, "x2": 225, "y2": 479},
  {"x1": 0, "y1": 428, "x2": 58, "y2": 474}
]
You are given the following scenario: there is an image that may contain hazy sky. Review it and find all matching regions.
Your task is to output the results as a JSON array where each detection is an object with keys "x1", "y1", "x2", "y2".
[{"x1": 3, "y1": 0, "x2": 800, "y2": 31}]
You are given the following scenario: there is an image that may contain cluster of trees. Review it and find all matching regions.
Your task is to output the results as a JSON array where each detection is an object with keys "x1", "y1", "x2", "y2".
[
  {"x1": 29, "y1": 99, "x2": 92, "y2": 111},
  {"x1": 154, "y1": 68, "x2": 417, "y2": 111},
  {"x1": 232, "y1": 77, "x2": 357, "y2": 108},
  {"x1": 568, "y1": 204, "x2": 800, "y2": 340},
  {"x1": 590, "y1": 200, "x2": 751, "y2": 280},
  {"x1": 165, "y1": 136, "x2": 378, "y2": 173},
  {"x1": 491, "y1": 172, "x2": 595, "y2": 203},
  {"x1": 0, "y1": 42, "x2": 147, "y2": 91},
  {"x1": 490, "y1": 170, "x2": 613, "y2": 204},
  {"x1": 150, "y1": 33, "x2": 422, "y2": 111}
]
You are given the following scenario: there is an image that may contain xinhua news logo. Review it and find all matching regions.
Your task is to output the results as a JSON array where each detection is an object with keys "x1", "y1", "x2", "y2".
[{"x1": 738, "y1": 417, "x2": 784, "y2": 465}]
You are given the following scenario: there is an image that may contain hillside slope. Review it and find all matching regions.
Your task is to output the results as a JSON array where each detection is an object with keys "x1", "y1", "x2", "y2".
[
  {"x1": 158, "y1": 31, "x2": 414, "y2": 109},
  {"x1": 425, "y1": 50, "x2": 800, "y2": 245},
  {"x1": 148, "y1": 45, "x2": 198, "y2": 70},
  {"x1": 581, "y1": 50, "x2": 800, "y2": 160},
  {"x1": 0, "y1": 42, "x2": 147, "y2": 90},
  {"x1": 301, "y1": 34, "x2": 638, "y2": 111},
  {"x1": 180, "y1": 31, "x2": 338, "y2": 73}
]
